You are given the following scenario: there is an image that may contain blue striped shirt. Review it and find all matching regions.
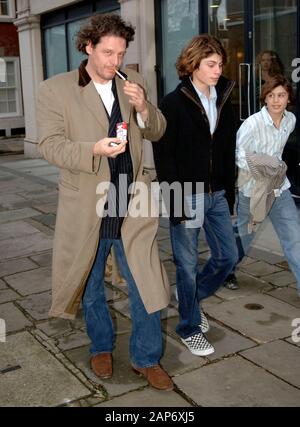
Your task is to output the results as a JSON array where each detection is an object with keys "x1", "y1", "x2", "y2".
[{"x1": 236, "y1": 106, "x2": 296, "y2": 197}]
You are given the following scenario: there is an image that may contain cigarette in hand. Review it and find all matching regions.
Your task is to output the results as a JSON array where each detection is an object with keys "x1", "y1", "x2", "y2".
[{"x1": 115, "y1": 69, "x2": 127, "y2": 81}]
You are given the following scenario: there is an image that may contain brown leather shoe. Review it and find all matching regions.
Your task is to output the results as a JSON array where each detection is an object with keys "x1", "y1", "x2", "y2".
[
  {"x1": 132, "y1": 365, "x2": 174, "y2": 391},
  {"x1": 90, "y1": 353, "x2": 112, "y2": 379}
]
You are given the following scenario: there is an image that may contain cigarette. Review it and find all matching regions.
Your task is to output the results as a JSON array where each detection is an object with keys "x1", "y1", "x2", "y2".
[{"x1": 115, "y1": 69, "x2": 127, "y2": 81}]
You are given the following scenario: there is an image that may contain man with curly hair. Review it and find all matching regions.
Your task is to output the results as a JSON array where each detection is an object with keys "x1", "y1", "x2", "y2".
[{"x1": 37, "y1": 13, "x2": 173, "y2": 391}]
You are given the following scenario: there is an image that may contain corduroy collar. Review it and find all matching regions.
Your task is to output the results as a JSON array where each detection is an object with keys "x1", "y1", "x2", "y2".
[{"x1": 78, "y1": 59, "x2": 91, "y2": 87}]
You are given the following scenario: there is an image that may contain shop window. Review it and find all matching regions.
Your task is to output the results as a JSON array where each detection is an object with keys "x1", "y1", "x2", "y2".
[{"x1": 41, "y1": 0, "x2": 120, "y2": 78}]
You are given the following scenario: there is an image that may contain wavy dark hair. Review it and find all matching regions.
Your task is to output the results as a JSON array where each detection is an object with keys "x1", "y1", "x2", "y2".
[
  {"x1": 176, "y1": 34, "x2": 227, "y2": 80},
  {"x1": 76, "y1": 13, "x2": 135, "y2": 53},
  {"x1": 260, "y1": 75, "x2": 294, "y2": 105}
]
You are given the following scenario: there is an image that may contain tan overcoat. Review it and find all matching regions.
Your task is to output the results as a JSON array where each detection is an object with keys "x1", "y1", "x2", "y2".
[{"x1": 37, "y1": 63, "x2": 170, "y2": 319}]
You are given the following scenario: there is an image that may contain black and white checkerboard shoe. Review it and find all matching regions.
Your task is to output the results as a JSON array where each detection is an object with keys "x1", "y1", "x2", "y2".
[
  {"x1": 181, "y1": 332, "x2": 215, "y2": 356},
  {"x1": 200, "y1": 309, "x2": 210, "y2": 333}
]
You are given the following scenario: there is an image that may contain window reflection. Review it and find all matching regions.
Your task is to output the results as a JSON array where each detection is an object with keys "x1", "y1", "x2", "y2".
[{"x1": 161, "y1": 0, "x2": 199, "y2": 94}]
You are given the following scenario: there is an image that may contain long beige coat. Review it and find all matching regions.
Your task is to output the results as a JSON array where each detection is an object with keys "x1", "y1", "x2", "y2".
[{"x1": 37, "y1": 64, "x2": 170, "y2": 319}]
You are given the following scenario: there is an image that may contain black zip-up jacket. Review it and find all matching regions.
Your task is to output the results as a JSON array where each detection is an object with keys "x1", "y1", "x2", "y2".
[{"x1": 152, "y1": 75, "x2": 236, "y2": 224}]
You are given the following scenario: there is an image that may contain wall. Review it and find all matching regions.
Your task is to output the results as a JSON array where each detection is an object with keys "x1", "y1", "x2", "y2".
[{"x1": 0, "y1": 22, "x2": 19, "y2": 56}]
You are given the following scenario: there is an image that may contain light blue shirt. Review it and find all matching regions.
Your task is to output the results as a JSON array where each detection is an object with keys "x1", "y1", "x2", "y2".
[
  {"x1": 236, "y1": 105, "x2": 296, "y2": 197},
  {"x1": 190, "y1": 78, "x2": 218, "y2": 134}
]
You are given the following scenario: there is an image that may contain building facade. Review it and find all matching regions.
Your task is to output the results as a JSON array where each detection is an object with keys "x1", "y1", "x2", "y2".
[
  {"x1": 13, "y1": 0, "x2": 300, "y2": 192},
  {"x1": 0, "y1": 0, "x2": 24, "y2": 137}
]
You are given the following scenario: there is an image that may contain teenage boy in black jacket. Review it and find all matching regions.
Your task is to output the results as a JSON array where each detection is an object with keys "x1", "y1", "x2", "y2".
[{"x1": 153, "y1": 35, "x2": 238, "y2": 356}]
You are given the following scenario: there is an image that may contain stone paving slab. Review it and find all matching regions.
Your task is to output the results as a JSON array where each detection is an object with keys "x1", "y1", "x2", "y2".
[
  {"x1": 21, "y1": 165, "x2": 59, "y2": 176},
  {"x1": 37, "y1": 318, "x2": 76, "y2": 338},
  {"x1": 0, "y1": 231, "x2": 53, "y2": 260},
  {"x1": 66, "y1": 335, "x2": 148, "y2": 398},
  {"x1": 206, "y1": 294, "x2": 300, "y2": 343},
  {"x1": 162, "y1": 316, "x2": 256, "y2": 363},
  {"x1": 168, "y1": 291, "x2": 221, "y2": 310},
  {"x1": 158, "y1": 249, "x2": 173, "y2": 262},
  {"x1": 0, "y1": 289, "x2": 20, "y2": 303},
  {"x1": 42, "y1": 175, "x2": 59, "y2": 184},
  {"x1": 160, "y1": 334, "x2": 206, "y2": 376},
  {"x1": 57, "y1": 330, "x2": 91, "y2": 351},
  {"x1": 2, "y1": 159, "x2": 48, "y2": 170},
  {"x1": 0, "y1": 331, "x2": 90, "y2": 406},
  {"x1": 25, "y1": 218, "x2": 55, "y2": 236},
  {"x1": 0, "y1": 170, "x2": 14, "y2": 178},
  {"x1": 265, "y1": 287, "x2": 300, "y2": 309},
  {"x1": 22, "y1": 190, "x2": 58, "y2": 203},
  {"x1": 158, "y1": 238, "x2": 173, "y2": 255},
  {"x1": 241, "y1": 340, "x2": 300, "y2": 388},
  {"x1": 156, "y1": 227, "x2": 170, "y2": 241},
  {"x1": 0, "y1": 194, "x2": 28, "y2": 208},
  {"x1": 206, "y1": 320, "x2": 256, "y2": 361},
  {"x1": 246, "y1": 247, "x2": 285, "y2": 265},
  {"x1": 30, "y1": 251, "x2": 52, "y2": 267},
  {"x1": 0, "y1": 208, "x2": 41, "y2": 225},
  {"x1": 5, "y1": 267, "x2": 52, "y2": 296},
  {"x1": 96, "y1": 387, "x2": 192, "y2": 407},
  {"x1": 113, "y1": 298, "x2": 178, "y2": 321},
  {"x1": 0, "y1": 177, "x2": 29, "y2": 194},
  {"x1": 239, "y1": 256, "x2": 257, "y2": 266},
  {"x1": 32, "y1": 203, "x2": 58, "y2": 214},
  {"x1": 0, "y1": 302, "x2": 32, "y2": 332},
  {"x1": 262, "y1": 270, "x2": 297, "y2": 287},
  {"x1": 0, "y1": 221, "x2": 40, "y2": 241},
  {"x1": 286, "y1": 337, "x2": 300, "y2": 348},
  {"x1": 201, "y1": 295, "x2": 223, "y2": 308},
  {"x1": 241, "y1": 260, "x2": 282, "y2": 277},
  {"x1": 0, "y1": 278, "x2": 7, "y2": 289},
  {"x1": 16, "y1": 291, "x2": 52, "y2": 321},
  {"x1": 215, "y1": 271, "x2": 271, "y2": 301},
  {"x1": 0, "y1": 257, "x2": 37, "y2": 278},
  {"x1": 163, "y1": 260, "x2": 176, "y2": 285},
  {"x1": 173, "y1": 355, "x2": 300, "y2": 406},
  {"x1": 33, "y1": 214, "x2": 56, "y2": 228}
]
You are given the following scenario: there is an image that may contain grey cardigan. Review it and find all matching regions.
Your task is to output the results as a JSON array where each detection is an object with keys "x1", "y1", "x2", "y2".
[{"x1": 238, "y1": 152, "x2": 287, "y2": 231}]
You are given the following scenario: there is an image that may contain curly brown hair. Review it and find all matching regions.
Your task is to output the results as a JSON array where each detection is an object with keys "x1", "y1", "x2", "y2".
[
  {"x1": 76, "y1": 13, "x2": 135, "y2": 54},
  {"x1": 176, "y1": 34, "x2": 227, "y2": 80}
]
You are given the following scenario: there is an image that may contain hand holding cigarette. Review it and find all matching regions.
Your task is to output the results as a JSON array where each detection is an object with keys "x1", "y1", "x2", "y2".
[
  {"x1": 115, "y1": 68, "x2": 149, "y2": 122},
  {"x1": 93, "y1": 137, "x2": 127, "y2": 158}
]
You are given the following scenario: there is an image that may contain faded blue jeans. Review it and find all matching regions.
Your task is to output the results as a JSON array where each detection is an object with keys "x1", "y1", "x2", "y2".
[
  {"x1": 170, "y1": 191, "x2": 238, "y2": 339},
  {"x1": 82, "y1": 238, "x2": 162, "y2": 368},
  {"x1": 235, "y1": 190, "x2": 300, "y2": 295}
]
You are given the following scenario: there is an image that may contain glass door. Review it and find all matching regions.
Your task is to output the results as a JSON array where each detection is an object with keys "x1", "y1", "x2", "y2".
[
  {"x1": 207, "y1": 0, "x2": 248, "y2": 123},
  {"x1": 253, "y1": 0, "x2": 300, "y2": 196},
  {"x1": 208, "y1": 0, "x2": 300, "y2": 195},
  {"x1": 253, "y1": 1, "x2": 297, "y2": 111}
]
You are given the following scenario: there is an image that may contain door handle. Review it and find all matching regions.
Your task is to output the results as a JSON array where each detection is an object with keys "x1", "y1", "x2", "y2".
[{"x1": 239, "y1": 63, "x2": 251, "y2": 121}]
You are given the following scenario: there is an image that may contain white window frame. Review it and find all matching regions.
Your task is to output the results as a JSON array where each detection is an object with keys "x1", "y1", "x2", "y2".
[
  {"x1": 0, "y1": 57, "x2": 23, "y2": 118},
  {"x1": 0, "y1": 0, "x2": 15, "y2": 20}
]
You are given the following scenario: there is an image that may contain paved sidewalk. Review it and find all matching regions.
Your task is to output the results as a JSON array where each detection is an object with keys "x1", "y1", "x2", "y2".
[{"x1": 0, "y1": 151, "x2": 300, "y2": 407}]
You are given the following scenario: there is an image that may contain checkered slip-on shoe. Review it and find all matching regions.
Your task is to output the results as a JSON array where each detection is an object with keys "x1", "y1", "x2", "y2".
[
  {"x1": 200, "y1": 309, "x2": 210, "y2": 333},
  {"x1": 181, "y1": 332, "x2": 215, "y2": 356},
  {"x1": 223, "y1": 273, "x2": 240, "y2": 290}
]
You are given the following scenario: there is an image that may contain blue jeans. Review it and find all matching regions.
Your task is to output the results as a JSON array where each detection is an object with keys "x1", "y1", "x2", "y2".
[
  {"x1": 170, "y1": 191, "x2": 238, "y2": 338},
  {"x1": 235, "y1": 190, "x2": 300, "y2": 295},
  {"x1": 82, "y1": 238, "x2": 162, "y2": 368}
]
